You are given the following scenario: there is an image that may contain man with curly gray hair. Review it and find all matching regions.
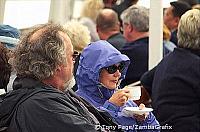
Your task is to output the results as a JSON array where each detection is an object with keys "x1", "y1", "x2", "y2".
[{"x1": 0, "y1": 23, "x2": 99, "y2": 132}]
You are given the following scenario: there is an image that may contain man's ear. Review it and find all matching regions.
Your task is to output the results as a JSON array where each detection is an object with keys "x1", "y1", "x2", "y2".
[
  {"x1": 117, "y1": 21, "x2": 120, "y2": 27},
  {"x1": 174, "y1": 17, "x2": 180, "y2": 27},
  {"x1": 96, "y1": 26, "x2": 99, "y2": 33},
  {"x1": 116, "y1": 22, "x2": 121, "y2": 30},
  {"x1": 54, "y1": 65, "x2": 62, "y2": 75},
  {"x1": 128, "y1": 24, "x2": 134, "y2": 33}
]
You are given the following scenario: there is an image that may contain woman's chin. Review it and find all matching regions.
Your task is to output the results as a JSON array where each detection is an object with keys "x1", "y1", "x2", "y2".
[{"x1": 107, "y1": 85, "x2": 117, "y2": 90}]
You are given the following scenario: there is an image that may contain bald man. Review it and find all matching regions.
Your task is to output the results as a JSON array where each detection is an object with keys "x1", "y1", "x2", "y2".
[
  {"x1": 0, "y1": 23, "x2": 99, "y2": 132},
  {"x1": 96, "y1": 9, "x2": 126, "y2": 50}
]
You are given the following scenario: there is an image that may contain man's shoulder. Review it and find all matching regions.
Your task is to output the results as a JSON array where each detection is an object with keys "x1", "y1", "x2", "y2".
[
  {"x1": 121, "y1": 40, "x2": 148, "y2": 54},
  {"x1": 107, "y1": 33, "x2": 126, "y2": 50},
  {"x1": 108, "y1": 33, "x2": 125, "y2": 41},
  {"x1": 10, "y1": 77, "x2": 76, "y2": 112},
  {"x1": 20, "y1": 87, "x2": 72, "y2": 109}
]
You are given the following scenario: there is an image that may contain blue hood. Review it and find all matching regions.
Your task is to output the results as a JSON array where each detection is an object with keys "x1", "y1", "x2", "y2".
[{"x1": 76, "y1": 40, "x2": 130, "y2": 107}]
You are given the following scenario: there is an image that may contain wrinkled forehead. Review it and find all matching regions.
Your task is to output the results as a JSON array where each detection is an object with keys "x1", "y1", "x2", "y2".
[
  {"x1": 58, "y1": 31, "x2": 73, "y2": 54},
  {"x1": 29, "y1": 27, "x2": 46, "y2": 42}
]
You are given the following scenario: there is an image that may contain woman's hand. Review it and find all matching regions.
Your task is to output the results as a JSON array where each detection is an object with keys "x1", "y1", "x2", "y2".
[
  {"x1": 133, "y1": 103, "x2": 148, "y2": 122},
  {"x1": 109, "y1": 89, "x2": 130, "y2": 107}
]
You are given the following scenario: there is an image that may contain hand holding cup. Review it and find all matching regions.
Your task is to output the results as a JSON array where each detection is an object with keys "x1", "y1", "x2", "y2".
[
  {"x1": 123, "y1": 86, "x2": 141, "y2": 100},
  {"x1": 109, "y1": 89, "x2": 130, "y2": 107}
]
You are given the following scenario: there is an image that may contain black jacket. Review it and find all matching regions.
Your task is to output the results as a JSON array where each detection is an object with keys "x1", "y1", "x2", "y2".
[
  {"x1": 107, "y1": 33, "x2": 126, "y2": 50},
  {"x1": 0, "y1": 77, "x2": 99, "y2": 132},
  {"x1": 120, "y1": 37, "x2": 149, "y2": 87},
  {"x1": 152, "y1": 48, "x2": 200, "y2": 131}
]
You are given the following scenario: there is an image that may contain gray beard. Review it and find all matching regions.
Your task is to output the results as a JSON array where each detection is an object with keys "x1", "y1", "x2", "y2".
[{"x1": 64, "y1": 75, "x2": 76, "y2": 91}]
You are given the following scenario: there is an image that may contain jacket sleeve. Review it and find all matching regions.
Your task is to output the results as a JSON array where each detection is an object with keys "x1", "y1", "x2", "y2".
[
  {"x1": 101, "y1": 100, "x2": 120, "y2": 117},
  {"x1": 137, "y1": 112, "x2": 160, "y2": 132},
  {"x1": 12, "y1": 95, "x2": 98, "y2": 132},
  {"x1": 100, "y1": 100, "x2": 139, "y2": 117},
  {"x1": 126, "y1": 100, "x2": 160, "y2": 132},
  {"x1": 99, "y1": 100, "x2": 139, "y2": 127}
]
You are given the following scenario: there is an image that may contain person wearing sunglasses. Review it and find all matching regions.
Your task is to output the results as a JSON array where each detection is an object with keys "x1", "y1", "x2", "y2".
[{"x1": 76, "y1": 40, "x2": 159, "y2": 131}]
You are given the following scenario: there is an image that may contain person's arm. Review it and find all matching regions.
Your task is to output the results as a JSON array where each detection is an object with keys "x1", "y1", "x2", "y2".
[
  {"x1": 101, "y1": 100, "x2": 121, "y2": 117},
  {"x1": 98, "y1": 89, "x2": 129, "y2": 116},
  {"x1": 140, "y1": 66, "x2": 157, "y2": 96},
  {"x1": 100, "y1": 90, "x2": 127, "y2": 116},
  {"x1": 101, "y1": 99, "x2": 160, "y2": 132}
]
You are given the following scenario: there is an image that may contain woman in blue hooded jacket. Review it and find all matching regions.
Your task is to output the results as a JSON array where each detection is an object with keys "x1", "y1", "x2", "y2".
[{"x1": 76, "y1": 40, "x2": 159, "y2": 131}]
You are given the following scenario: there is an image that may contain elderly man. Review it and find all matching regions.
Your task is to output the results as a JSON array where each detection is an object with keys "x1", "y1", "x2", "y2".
[
  {"x1": 152, "y1": 9, "x2": 200, "y2": 131},
  {"x1": 96, "y1": 9, "x2": 126, "y2": 50},
  {"x1": 0, "y1": 24, "x2": 99, "y2": 132},
  {"x1": 120, "y1": 5, "x2": 149, "y2": 87}
]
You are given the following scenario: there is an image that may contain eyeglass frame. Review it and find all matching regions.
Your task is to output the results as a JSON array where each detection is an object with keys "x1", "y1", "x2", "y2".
[
  {"x1": 72, "y1": 51, "x2": 79, "y2": 62},
  {"x1": 104, "y1": 62, "x2": 126, "y2": 74}
]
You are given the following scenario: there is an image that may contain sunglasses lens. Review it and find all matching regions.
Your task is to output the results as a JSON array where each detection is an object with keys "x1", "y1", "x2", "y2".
[
  {"x1": 107, "y1": 65, "x2": 118, "y2": 74},
  {"x1": 72, "y1": 51, "x2": 79, "y2": 61},
  {"x1": 118, "y1": 62, "x2": 125, "y2": 72},
  {"x1": 105, "y1": 62, "x2": 125, "y2": 74}
]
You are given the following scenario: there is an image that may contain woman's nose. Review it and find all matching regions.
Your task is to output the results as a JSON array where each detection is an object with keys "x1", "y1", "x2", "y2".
[{"x1": 113, "y1": 69, "x2": 121, "y2": 77}]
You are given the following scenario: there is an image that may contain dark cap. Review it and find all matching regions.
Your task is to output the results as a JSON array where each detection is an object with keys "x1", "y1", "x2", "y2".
[
  {"x1": 0, "y1": 25, "x2": 20, "y2": 38},
  {"x1": 178, "y1": 0, "x2": 198, "y2": 7},
  {"x1": 0, "y1": 25, "x2": 20, "y2": 49},
  {"x1": 170, "y1": 1, "x2": 192, "y2": 18}
]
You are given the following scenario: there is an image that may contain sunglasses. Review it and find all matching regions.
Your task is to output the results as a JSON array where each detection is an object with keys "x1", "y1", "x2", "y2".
[
  {"x1": 104, "y1": 62, "x2": 125, "y2": 74},
  {"x1": 72, "y1": 51, "x2": 79, "y2": 61}
]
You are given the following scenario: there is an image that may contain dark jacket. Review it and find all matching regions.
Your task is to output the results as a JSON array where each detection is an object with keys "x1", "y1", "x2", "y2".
[
  {"x1": 152, "y1": 48, "x2": 200, "y2": 131},
  {"x1": 107, "y1": 33, "x2": 126, "y2": 50},
  {"x1": 120, "y1": 37, "x2": 149, "y2": 87},
  {"x1": 0, "y1": 77, "x2": 98, "y2": 132}
]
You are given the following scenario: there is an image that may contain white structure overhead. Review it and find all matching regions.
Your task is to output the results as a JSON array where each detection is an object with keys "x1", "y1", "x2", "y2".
[{"x1": 149, "y1": 0, "x2": 163, "y2": 69}]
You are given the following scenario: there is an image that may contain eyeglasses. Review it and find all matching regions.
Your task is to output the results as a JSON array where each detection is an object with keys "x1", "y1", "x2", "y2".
[
  {"x1": 104, "y1": 62, "x2": 125, "y2": 74},
  {"x1": 72, "y1": 51, "x2": 79, "y2": 61}
]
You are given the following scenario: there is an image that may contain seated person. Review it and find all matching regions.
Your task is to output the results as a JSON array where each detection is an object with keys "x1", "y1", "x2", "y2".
[
  {"x1": 141, "y1": 9, "x2": 200, "y2": 131},
  {"x1": 140, "y1": 66, "x2": 157, "y2": 96},
  {"x1": 76, "y1": 40, "x2": 159, "y2": 131},
  {"x1": 0, "y1": 44, "x2": 11, "y2": 93},
  {"x1": 0, "y1": 23, "x2": 99, "y2": 132},
  {"x1": 0, "y1": 24, "x2": 20, "y2": 91}
]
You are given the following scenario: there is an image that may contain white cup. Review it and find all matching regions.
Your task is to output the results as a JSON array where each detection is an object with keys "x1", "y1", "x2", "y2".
[{"x1": 124, "y1": 86, "x2": 141, "y2": 100}]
